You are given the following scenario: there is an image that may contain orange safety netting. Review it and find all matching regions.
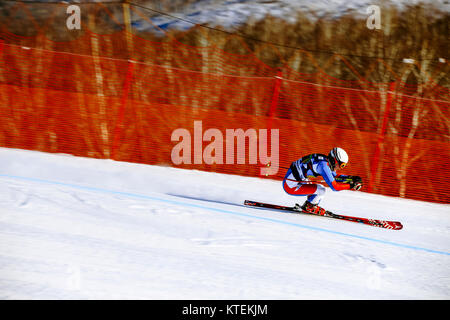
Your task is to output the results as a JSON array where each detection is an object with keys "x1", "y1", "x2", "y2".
[{"x1": 0, "y1": 33, "x2": 449, "y2": 203}]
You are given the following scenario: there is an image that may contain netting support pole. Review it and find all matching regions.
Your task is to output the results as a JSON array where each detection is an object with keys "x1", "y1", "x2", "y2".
[
  {"x1": 111, "y1": 60, "x2": 135, "y2": 160},
  {"x1": 0, "y1": 39, "x2": 4, "y2": 75},
  {"x1": 369, "y1": 81, "x2": 396, "y2": 193},
  {"x1": 268, "y1": 70, "x2": 283, "y2": 131},
  {"x1": 261, "y1": 71, "x2": 282, "y2": 177},
  {"x1": 122, "y1": 1, "x2": 133, "y2": 58}
]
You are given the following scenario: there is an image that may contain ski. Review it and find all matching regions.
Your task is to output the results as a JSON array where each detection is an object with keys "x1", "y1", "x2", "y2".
[{"x1": 244, "y1": 200, "x2": 403, "y2": 230}]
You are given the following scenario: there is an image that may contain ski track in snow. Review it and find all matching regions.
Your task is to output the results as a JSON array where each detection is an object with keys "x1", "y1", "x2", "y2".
[{"x1": 0, "y1": 148, "x2": 449, "y2": 299}]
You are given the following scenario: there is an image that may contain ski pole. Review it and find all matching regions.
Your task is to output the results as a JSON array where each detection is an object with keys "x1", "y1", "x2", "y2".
[
  {"x1": 260, "y1": 162, "x2": 327, "y2": 183},
  {"x1": 261, "y1": 161, "x2": 356, "y2": 184}
]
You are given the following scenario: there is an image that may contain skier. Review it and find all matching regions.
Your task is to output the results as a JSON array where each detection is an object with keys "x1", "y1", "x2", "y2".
[{"x1": 283, "y1": 147, "x2": 363, "y2": 215}]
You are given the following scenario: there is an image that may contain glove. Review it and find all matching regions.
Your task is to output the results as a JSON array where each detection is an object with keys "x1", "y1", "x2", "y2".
[{"x1": 348, "y1": 176, "x2": 363, "y2": 191}]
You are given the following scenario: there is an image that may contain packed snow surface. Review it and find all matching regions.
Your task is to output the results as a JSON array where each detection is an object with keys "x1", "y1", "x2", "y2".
[{"x1": 0, "y1": 147, "x2": 449, "y2": 299}]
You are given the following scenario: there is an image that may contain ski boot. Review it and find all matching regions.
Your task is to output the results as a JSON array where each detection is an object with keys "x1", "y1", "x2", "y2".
[{"x1": 295, "y1": 200, "x2": 328, "y2": 216}]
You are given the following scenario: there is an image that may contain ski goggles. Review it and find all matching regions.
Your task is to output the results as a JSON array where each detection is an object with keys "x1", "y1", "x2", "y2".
[{"x1": 338, "y1": 161, "x2": 347, "y2": 169}]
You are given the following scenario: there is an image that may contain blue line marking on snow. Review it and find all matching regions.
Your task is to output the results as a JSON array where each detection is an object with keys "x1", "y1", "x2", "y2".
[{"x1": 1, "y1": 173, "x2": 450, "y2": 257}]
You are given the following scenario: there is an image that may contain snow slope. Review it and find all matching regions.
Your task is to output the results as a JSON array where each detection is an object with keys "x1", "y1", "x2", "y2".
[
  {"x1": 0, "y1": 147, "x2": 449, "y2": 299},
  {"x1": 139, "y1": 0, "x2": 449, "y2": 31}
]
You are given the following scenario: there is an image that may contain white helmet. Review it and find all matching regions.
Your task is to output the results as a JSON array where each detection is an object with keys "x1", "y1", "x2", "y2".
[{"x1": 328, "y1": 147, "x2": 348, "y2": 170}]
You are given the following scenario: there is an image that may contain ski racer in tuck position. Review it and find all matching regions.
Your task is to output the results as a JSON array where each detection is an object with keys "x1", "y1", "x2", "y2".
[
  {"x1": 245, "y1": 147, "x2": 401, "y2": 229},
  {"x1": 283, "y1": 147, "x2": 363, "y2": 215}
]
